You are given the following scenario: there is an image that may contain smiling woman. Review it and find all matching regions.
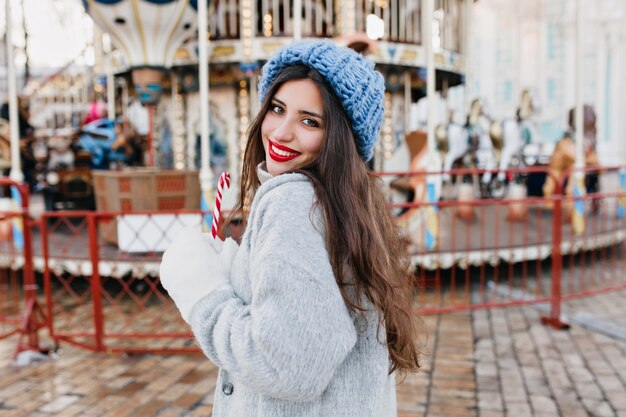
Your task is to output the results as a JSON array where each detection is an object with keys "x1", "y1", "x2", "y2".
[{"x1": 159, "y1": 40, "x2": 421, "y2": 417}]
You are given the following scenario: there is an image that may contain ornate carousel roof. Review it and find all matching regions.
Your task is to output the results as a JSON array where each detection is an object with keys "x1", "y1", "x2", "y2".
[{"x1": 82, "y1": 0, "x2": 207, "y2": 69}]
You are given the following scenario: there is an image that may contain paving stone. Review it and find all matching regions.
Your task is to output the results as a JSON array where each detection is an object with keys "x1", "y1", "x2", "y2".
[
  {"x1": 478, "y1": 411, "x2": 504, "y2": 417},
  {"x1": 476, "y1": 362, "x2": 498, "y2": 377},
  {"x1": 551, "y1": 386, "x2": 579, "y2": 404},
  {"x1": 516, "y1": 352, "x2": 541, "y2": 366},
  {"x1": 186, "y1": 404, "x2": 213, "y2": 417},
  {"x1": 430, "y1": 392, "x2": 476, "y2": 409},
  {"x1": 397, "y1": 400, "x2": 426, "y2": 414},
  {"x1": 476, "y1": 376, "x2": 500, "y2": 392},
  {"x1": 575, "y1": 381, "x2": 605, "y2": 400},
  {"x1": 542, "y1": 359, "x2": 572, "y2": 389},
  {"x1": 477, "y1": 391, "x2": 504, "y2": 411},
  {"x1": 597, "y1": 375, "x2": 625, "y2": 392},
  {"x1": 501, "y1": 385, "x2": 528, "y2": 403},
  {"x1": 561, "y1": 353, "x2": 585, "y2": 367},
  {"x1": 525, "y1": 380, "x2": 551, "y2": 396},
  {"x1": 499, "y1": 370, "x2": 523, "y2": 387},
  {"x1": 520, "y1": 366, "x2": 543, "y2": 380},
  {"x1": 569, "y1": 366, "x2": 595, "y2": 382},
  {"x1": 558, "y1": 407, "x2": 590, "y2": 417},
  {"x1": 605, "y1": 391, "x2": 626, "y2": 410},
  {"x1": 581, "y1": 398, "x2": 617, "y2": 417},
  {"x1": 530, "y1": 395, "x2": 559, "y2": 414},
  {"x1": 588, "y1": 359, "x2": 618, "y2": 376},
  {"x1": 504, "y1": 401, "x2": 533, "y2": 417},
  {"x1": 428, "y1": 403, "x2": 476, "y2": 417},
  {"x1": 38, "y1": 394, "x2": 82, "y2": 413},
  {"x1": 157, "y1": 384, "x2": 189, "y2": 402}
]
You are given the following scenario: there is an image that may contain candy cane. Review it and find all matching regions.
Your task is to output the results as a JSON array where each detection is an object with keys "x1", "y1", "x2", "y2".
[{"x1": 211, "y1": 172, "x2": 231, "y2": 239}]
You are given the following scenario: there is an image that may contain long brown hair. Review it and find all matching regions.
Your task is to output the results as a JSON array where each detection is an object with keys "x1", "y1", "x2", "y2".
[{"x1": 231, "y1": 64, "x2": 420, "y2": 375}]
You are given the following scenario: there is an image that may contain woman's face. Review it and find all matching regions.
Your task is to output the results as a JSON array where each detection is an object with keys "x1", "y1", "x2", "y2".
[{"x1": 261, "y1": 79, "x2": 325, "y2": 176}]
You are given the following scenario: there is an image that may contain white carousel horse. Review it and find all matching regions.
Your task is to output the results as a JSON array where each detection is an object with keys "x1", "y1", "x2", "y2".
[
  {"x1": 440, "y1": 99, "x2": 499, "y2": 198},
  {"x1": 496, "y1": 90, "x2": 544, "y2": 182},
  {"x1": 409, "y1": 93, "x2": 448, "y2": 133}
]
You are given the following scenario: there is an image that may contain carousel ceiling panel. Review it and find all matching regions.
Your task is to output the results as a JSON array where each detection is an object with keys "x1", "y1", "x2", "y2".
[{"x1": 83, "y1": 0, "x2": 201, "y2": 69}]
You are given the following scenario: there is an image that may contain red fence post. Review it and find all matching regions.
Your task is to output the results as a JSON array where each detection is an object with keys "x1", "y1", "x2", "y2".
[
  {"x1": 87, "y1": 214, "x2": 106, "y2": 351},
  {"x1": 12, "y1": 181, "x2": 48, "y2": 358},
  {"x1": 40, "y1": 215, "x2": 55, "y2": 340},
  {"x1": 541, "y1": 174, "x2": 570, "y2": 329}
]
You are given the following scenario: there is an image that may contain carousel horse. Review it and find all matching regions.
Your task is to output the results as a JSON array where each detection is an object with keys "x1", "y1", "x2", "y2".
[
  {"x1": 440, "y1": 99, "x2": 501, "y2": 199},
  {"x1": 496, "y1": 90, "x2": 546, "y2": 184},
  {"x1": 397, "y1": 92, "x2": 448, "y2": 207},
  {"x1": 79, "y1": 118, "x2": 141, "y2": 170},
  {"x1": 542, "y1": 105, "x2": 600, "y2": 213},
  {"x1": 391, "y1": 130, "x2": 431, "y2": 250},
  {"x1": 409, "y1": 93, "x2": 448, "y2": 133}
]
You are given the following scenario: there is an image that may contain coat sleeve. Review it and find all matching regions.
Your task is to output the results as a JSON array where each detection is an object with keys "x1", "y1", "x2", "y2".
[{"x1": 189, "y1": 182, "x2": 357, "y2": 402}]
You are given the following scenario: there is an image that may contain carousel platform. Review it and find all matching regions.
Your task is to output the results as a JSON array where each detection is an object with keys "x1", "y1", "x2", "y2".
[{"x1": 401, "y1": 203, "x2": 625, "y2": 270}]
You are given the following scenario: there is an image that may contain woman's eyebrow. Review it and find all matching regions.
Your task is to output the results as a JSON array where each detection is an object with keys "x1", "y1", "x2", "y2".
[{"x1": 272, "y1": 97, "x2": 323, "y2": 119}]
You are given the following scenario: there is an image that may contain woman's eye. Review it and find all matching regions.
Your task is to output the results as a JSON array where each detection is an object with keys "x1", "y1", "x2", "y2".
[
  {"x1": 271, "y1": 104, "x2": 284, "y2": 114},
  {"x1": 302, "y1": 118, "x2": 320, "y2": 128}
]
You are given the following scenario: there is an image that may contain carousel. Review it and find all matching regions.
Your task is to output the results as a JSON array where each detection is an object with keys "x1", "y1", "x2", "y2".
[{"x1": 2, "y1": 0, "x2": 624, "y2": 278}]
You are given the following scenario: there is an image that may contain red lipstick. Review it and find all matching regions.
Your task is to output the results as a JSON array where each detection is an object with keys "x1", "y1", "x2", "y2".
[{"x1": 268, "y1": 140, "x2": 301, "y2": 163}]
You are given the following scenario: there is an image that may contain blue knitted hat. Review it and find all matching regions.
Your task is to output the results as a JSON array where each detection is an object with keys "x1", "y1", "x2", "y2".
[{"x1": 258, "y1": 40, "x2": 385, "y2": 162}]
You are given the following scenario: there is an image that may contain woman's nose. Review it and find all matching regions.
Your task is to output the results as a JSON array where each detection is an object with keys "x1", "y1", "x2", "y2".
[{"x1": 271, "y1": 118, "x2": 295, "y2": 142}]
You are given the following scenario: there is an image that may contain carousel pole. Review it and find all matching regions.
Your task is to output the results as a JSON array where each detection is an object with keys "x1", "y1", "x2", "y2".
[
  {"x1": 6, "y1": 0, "x2": 23, "y2": 183},
  {"x1": 464, "y1": 0, "x2": 472, "y2": 113},
  {"x1": 423, "y1": 0, "x2": 440, "y2": 249},
  {"x1": 293, "y1": 0, "x2": 302, "y2": 40},
  {"x1": 5, "y1": 0, "x2": 25, "y2": 249},
  {"x1": 572, "y1": 0, "x2": 585, "y2": 235},
  {"x1": 425, "y1": 0, "x2": 436, "y2": 161},
  {"x1": 64, "y1": 77, "x2": 72, "y2": 127},
  {"x1": 198, "y1": 0, "x2": 214, "y2": 230},
  {"x1": 6, "y1": 0, "x2": 44, "y2": 355},
  {"x1": 404, "y1": 71, "x2": 411, "y2": 134},
  {"x1": 121, "y1": 78, "x2": 128, "y2": 119},
  {"x1": 103, "y1": 34, "x2": 116, "y2": 121}
]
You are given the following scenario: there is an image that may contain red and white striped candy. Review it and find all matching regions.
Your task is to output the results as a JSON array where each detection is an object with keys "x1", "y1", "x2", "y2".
[{"x1": 211, "y1": 172, "x2": 231, "y2": 239}]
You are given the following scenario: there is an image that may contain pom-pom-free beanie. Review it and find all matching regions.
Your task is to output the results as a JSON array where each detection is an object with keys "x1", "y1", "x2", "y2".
[{"x1": 259, "y1": 40, "x2": 385, "y2": 162}]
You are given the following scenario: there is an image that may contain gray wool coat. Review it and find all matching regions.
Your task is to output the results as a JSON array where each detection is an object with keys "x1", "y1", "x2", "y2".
[{"x1": 189, "y1": 170, "x2": 397, "y2": 417}]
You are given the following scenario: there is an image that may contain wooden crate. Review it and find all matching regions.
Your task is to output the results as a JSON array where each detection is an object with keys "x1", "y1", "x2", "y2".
[
  {"x1": 93, "y1": 168, "x2": 200, "y2": 212},
  {"x1": 92, "y1": 169, "x2": 200, "y2": 247}
]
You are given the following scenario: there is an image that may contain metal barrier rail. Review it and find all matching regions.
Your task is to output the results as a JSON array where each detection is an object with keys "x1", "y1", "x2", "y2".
[
  {"x1": 3, "y1": 165, "x2": 626, "y2": 355},
  {"x1": 39, "y1": 209, "x2": 242, "y2": 354},
  {"x1": 377, "y1": 165, "x2": 626, "y2": 328},
  {"x1": 40, "y1": 211, "x2": 200, "y2": 354},
  {"x1": 0, "y1": 178, "x2": 45, "y2": 359}
]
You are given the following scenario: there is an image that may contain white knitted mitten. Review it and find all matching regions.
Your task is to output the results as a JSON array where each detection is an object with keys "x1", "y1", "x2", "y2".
[{"x1": 159, "y1": 227, "x2": 238, "y2": 323}]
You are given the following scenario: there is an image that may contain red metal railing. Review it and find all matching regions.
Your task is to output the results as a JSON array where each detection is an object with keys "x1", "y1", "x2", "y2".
[
  {"x1": 0, "y1": 178, "x2": 46, "y2": 358},
  {"x1": 38, "y1": 208, "x2": 243, "y2": 354},
  {"x1": 2, "y1": 165, "x2": 625, "y2": 355},
  {"x1": 377, "y1": 165, "x2": 626, "y2": 325}
]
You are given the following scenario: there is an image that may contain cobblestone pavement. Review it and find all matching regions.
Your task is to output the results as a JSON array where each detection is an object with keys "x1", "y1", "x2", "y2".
[{"x1": 1, "y1": 291, "x2": 625, "y2": 417}]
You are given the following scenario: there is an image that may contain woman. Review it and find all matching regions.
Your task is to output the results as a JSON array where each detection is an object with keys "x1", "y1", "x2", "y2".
[{"x1": 160, "y1": 40, "x2": 420, "y2": 417}]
